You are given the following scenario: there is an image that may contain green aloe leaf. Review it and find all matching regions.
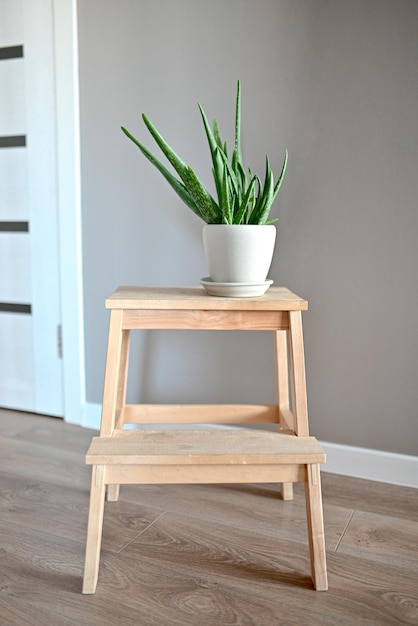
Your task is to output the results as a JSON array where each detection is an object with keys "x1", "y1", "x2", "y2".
[
  {"x1": 213, "y1": 119, "x2": 224, "y2": 152},
  {"x1": 220, "y1": 164, "x2": 233, "y2": 223},
  {"x1": 198, "y1": 105, "x2": 225, "y2": 209},
  {"x1": 237, "y1": 161, "x2": 247, "y2": 190},
  {"x1": 233, "y1": 175, "x2": 257, "y2": 224},
  {"x1": 219, "y1": 149, "x2": 240, "y2": 199},
  {"x1": 141, "y1": 114, "x2": 219, "y2": 222},
  {"x1": 272, "y1": 149, "x2": 288, "y2": 197},
  {"x1": 121, "y1": 126, "x2": 204, "y2": 219},
  {"x1": 141, "y1": 114, "x2": 188, "y2": 179},
  {"x1": 184, "y1": 166, "x2": 220, "y2": 223},
  {"x1": 235, "y1": 80, "x2": 242, "y2": 166},
  {"x1": 258, "y1": 150, "x2": 288, "y2": 223}
]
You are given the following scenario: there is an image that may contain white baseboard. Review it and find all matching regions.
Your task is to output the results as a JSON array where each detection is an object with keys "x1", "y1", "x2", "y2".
[
  {"x1": 83, "y1": 403, "x2": 418, "y2": 489},
  {"x1": 319, "y1": 441, "x2": 418, "y2": 489}
]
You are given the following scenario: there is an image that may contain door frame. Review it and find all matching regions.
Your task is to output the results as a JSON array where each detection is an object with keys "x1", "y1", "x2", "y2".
[{"x1": 53, "y1": 0, "x2": 86, "y2": 426}]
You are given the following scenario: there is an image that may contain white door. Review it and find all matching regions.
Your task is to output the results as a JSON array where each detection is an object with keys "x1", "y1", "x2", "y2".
[{"x1": 0, "y1": 0, "x2": 63, "y2": 416}]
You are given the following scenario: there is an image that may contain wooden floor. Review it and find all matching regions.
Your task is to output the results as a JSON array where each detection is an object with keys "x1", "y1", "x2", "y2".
[{"x1": 0, "y1": 411, "x2": 417, "y2": 626}]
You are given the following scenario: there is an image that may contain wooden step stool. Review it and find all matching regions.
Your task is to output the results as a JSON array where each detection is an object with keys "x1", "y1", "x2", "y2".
[{"x1": 82, "y1": 286, "x2": 328, "y2": 593}]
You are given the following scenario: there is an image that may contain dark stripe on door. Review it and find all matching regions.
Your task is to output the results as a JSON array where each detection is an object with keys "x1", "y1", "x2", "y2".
[
  {"x1": 0, "y1": 45, "x2": 24, "y2": 60},
  {"x1": 0, "y1": 302, "x2": 32, "y2": 315},
  {"x1": 0, "y1": 135, "x2": 26, "y2": 148},
  {"x1": 0, "y1": 221, "x2": 29, "y2": 232}
]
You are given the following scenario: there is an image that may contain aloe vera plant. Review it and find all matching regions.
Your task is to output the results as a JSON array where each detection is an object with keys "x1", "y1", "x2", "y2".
[{"x1": 121, "y1": 81, "x2": 288, "y2": 225}]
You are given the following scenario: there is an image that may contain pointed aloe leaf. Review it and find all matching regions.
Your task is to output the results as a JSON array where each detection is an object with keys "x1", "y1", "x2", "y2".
[
  {"x1": 232, "y1": 150, "x2": 249, "y2": 199},
  {"x1": 253, "y1": 166, "x2": 275, "y2": 224},
  {"x1": 233, "y1": 175, "x2": 256, "y2": 224},
  {"x1": 220, "y1": 163, "x2": 233, "y2": 224},
  {"x1": 231, "y1": 149, "x2": 241, "y2": 187},
  {"x1": 142, "y1": 114, "x2": 219, "y2": 222},
  {"x1": 142, "y1": 114, "x2": 189, "y2": 180},
  {"x1": 231, "y1": 149, "x2": 237, "y2": 173},
  {"x1": 256, "y1": 179, "x2": 275, "y2": 224},
  {"x1": 198, "y1": 105, "x2": 225, "y2": 205},
  {"x1": 262, "y1": 156, "x2": 275, "y2": 207},
  {"x1": 210, "y1": 147, "x2": 226, "y2": 208},
  {"x1": 183, "y1": 166, "x2": 220, "y2": 223},
  {"x1": 234, "y1": 80, "x2": 242, "y2": 166},
  {"x1": 198, "y1": 104, "x2": 219, "y2": 159},
  {"x1": 272, "y1": 149, "x2": 288, "y2": 197},
  {"x1": 213, "y1": 119, "x2": 224, "y2": 151},
  {"x1": 258, "y1": 150, "x2": 288, "y2": 224},
  {"x1": 247, "y1": 172, "x2": 266, "y2": 223},
  {"x1": 211, "y1": 146, "x2": 226, "y2": 208},
  {"x1": 249, "y1": 155, "x2": 285, "y2": 224},
  {"x1": 121, "y1": 126, "x2": 204, "y2": 219},
  {"x1": 237, "y1": 161, "x2": 247, "y2": 189},
  {"x1": 211, "y1": 117, "x2": 228, "y2": 159},
  {"x1": 218, "y1": 148, "x2": 240, "y2": 199}
]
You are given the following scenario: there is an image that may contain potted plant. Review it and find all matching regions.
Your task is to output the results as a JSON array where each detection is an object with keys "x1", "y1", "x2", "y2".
[{"x1": 122, "y1": 81, "x2": 288, "y2": 296}]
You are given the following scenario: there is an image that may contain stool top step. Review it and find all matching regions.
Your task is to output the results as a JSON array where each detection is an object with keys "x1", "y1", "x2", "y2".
[
  {"x1": 106, "y1": 286, "x2": 308, "y2": 311},
  {"x1": 86, "y1": 429, "x2": 325, "y2": 465}
]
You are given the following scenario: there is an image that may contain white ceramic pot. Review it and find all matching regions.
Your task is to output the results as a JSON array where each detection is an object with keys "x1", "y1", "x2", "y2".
[{"x1": 202, "y1": 224, "x2": 276, "y2": 283}]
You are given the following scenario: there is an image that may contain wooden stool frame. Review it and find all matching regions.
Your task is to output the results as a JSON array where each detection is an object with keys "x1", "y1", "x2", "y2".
[{"x1": 82, "y1": 286, "x2": 328, "y2": 593}]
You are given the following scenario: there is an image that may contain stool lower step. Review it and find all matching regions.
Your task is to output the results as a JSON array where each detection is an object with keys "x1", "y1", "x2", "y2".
[
  {"x1": 86, "y1": 428, "x2": 325, "y2": 467},
  {"x1": 86, "y1": 429, "x2": 325, "y2": 484}
]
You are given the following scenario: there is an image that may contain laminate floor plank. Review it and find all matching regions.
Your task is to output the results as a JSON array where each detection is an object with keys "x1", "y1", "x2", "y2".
[
  {"x1": 321, "y1": 472, "x2": 418, "y2": 522},
  {"x1": 0, "y1": 471, "x2": 165, "y2": 552},
  {"x1": 14, "y1": 417, "x2": 97, "y2": 452},
  {"x1": 0, "y1": 597, "x2": 80, "y2": 626},
  {"x1": 116, "y1": 482, "x2": 352, "y2": 552},
  {"x1": 336, "y1": 509, "x2": 418, "y2": 571},
  {"x1": 0, "y1": 409, "x2": 50, "y2": 437},
  {"x1": 0, "y1": 434, "x2": 91, "y2": 489}
]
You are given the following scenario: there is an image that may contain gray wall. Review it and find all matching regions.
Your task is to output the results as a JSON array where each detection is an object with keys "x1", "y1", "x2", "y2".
[{"x1": 77, "y1": 0, "x2": 418, "y2": 456}]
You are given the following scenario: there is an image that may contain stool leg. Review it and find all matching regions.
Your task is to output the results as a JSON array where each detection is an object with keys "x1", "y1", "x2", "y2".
[
  {"x1": 107, "y1": 329, "x2": 131, "y2": 503},
  {"x1": 100, "y1": 310, "x2": 123, "y2": 437},
  {"x1": 115, "y1": 328, "x2": 131, "y2": 428},
  {"x1": 106, "y1": 484, "x2": 120, "y2": 501},
  {"x1": 274, "y1": 330, "x2": 294, "y2": 500},
  {"x1": 305, "y1": 464, "x2": 328, "y2": 591},
  {"x1": 106, "y1": 330, "x2": 131, "y2": 502},
  {"x1": 280, "y1": 482, "x2": 294, "y2": 501},
  {"x1": 288, "y1": 311, "x2": 309, "y2": 437},
  {"x1": 83, "y1": 465, "x2": 106, "y2": 594}
]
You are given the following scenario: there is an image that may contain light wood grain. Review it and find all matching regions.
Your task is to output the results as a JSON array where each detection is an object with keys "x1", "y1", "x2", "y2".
[
  {"x1": 83, "y1": 465, "x2": 106, "y2": 593},
  {"x1": 274, "y1": 330, "x2": 291, "y2": 425},
  {"x1": 100, "y1": 308, "x2": 124, "y2": 437},
  {"x1": 104, "y1": 464, "x2": 307, "y2": 485},
  {"x1": 288, "y1": 310, "x2": 309, "y2": 437},
  {"x1": 274, "y1": 328, "x2": 294, "y2": 499},
  {"x1": 115, "y1": 329, "x2": 130, "y2": 428},
  {"x1": 121, "y1": 403, "x2": 281, "y2": 424},
  {"x1": 305, "y1": 464, "x2": 328, "y2": 590},
  {"x1": 86, "y1": 429, "x2": 325, "y2": 466},
  {"x1": 122, "y1": 308, "x2": 290, "y2": 330},
  {"x1": 106, "y1": 285, "x2": 308, "y2": 311}
]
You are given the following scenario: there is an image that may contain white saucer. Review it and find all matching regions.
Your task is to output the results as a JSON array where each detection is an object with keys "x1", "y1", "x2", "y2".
[{"x1": 200, "y1": 278, "x2": 273, "y2": 298}]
